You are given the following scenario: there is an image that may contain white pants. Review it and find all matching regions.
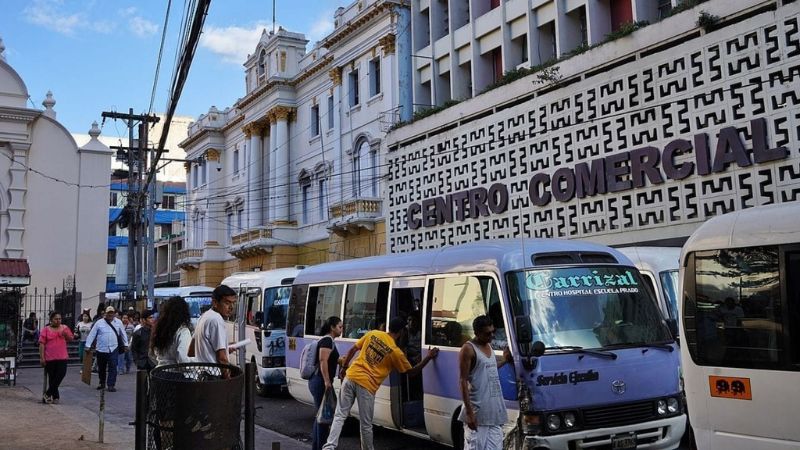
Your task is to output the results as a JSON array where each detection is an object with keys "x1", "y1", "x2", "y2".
[
  {"x1": 323, "y1": 378, "x2": 376, "y2": 450},
  {"x1": 463, "y1": 424, "x2": 503, "y2": 450}
]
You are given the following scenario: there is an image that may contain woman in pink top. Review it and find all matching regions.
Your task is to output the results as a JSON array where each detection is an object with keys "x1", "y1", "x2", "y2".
[{"x1": 38, "y1": 312, "x2": 74, "y2": 404}]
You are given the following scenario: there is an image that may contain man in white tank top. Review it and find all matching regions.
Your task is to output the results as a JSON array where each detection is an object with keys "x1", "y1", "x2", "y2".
[{"x1": 458, "y1": 315, "x2": 513, "y2": 450}]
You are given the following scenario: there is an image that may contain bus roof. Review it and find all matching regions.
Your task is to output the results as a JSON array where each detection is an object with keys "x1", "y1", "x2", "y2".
[
  {"x1": 617, "y1": 247, "x2": 680, "y2": 275},
  {"x1": 682, "y1": 202, "x2": 800, "y2": 257},
  {"x1": 221, "y1": 266, "x2": 304, "y2": 291},
  {"x1": 153, "y1": 286, "x2": 213, "y2": 297},
  {"x1": 294, "y1": 239, "x2": 631, "y2": 285}
]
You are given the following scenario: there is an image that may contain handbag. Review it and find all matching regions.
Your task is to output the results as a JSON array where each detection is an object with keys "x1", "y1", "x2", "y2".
[
  {"x1": 316, "y1": 386, "x2": 337, "y2": 425},
  {"x1": 107, "y1": 320, "x2": 125, "y2": 354}
]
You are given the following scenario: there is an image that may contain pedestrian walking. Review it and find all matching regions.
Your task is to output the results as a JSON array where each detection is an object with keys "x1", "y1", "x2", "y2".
[
  {"x1": 188, "y1": 285, "x2": 237, "y2": 377},
  {"x1": 323, "y1": 317, "x2": 440, "y2": 450},
  {"x1": 75, "y1": 313, "x2": 93, "y2": 367},
  {"x1": 84, "y1": 306, "x2": 129, "y2": 392},
  {"x1": 457, "y1": 315, "x2": 512, "y2": 450},
  {"x1": 38, "y1": 311, "x2": 74, "y2": 404},
  {"x1": 118, "y1": 314, "x2": 135, "y2": 374},
  {"x1": 309, "y1": 316, "x2": 343, "y2": 450},
  {"x1": 152, "y1": 298, "x2": 193, "y2": 367},
  {"x1": 131, "y1": 310, "x2": 157, "y2": 372}
]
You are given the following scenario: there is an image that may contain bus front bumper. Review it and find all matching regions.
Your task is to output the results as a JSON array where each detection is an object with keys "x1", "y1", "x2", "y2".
[{"x1": 522, "y1": 414, "x2": 686, "y2": 450}]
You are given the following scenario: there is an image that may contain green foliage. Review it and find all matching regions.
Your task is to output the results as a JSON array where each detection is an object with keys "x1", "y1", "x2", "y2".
[
  {"x1": 666, "y1": 0, "x2": 710, "y2": 18},
  {"x1": 388, "y1": 99, "x2": 463, "y2": 131},
  {"x1": 604, "y1": 20, "x2": 650, "y2": 41},
  {"x1": 697, "y1": 11, "x2": 720, "y2": 32}
]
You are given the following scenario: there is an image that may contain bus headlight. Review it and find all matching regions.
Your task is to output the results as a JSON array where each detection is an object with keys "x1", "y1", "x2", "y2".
[
  {"x1": 667, "y1": 397, "x2": 679, "y2": 414},
  {"x1": 563, "y1": 412, "x2": 577, "y2": 428},
  {"x1": 546, "y1": 414, "x2": 561, "y2": 431},
  {"x1": 657, "y1": 399, "x2": 668, "y2": 415}
]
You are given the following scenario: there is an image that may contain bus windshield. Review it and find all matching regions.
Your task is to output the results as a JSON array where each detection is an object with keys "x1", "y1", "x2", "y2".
[
  {"x1": 507, "y1": 266, "x2": 672, "y2": 350},
  {"x1": 660, "y1": 270, "x2": 679, "y2": 320},
  {"x1": 186, "y1": 295, "x2": 212, "y2": 318},
  {"x1": 263, "y1": 286, "x2": 291, "y2": 330}
]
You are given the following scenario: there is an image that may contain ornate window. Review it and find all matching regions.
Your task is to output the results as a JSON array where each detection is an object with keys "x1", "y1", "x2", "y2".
[
  {"x1": 352, "y1": 137, "x2": 378, "y2": 198},
  {"x1": 258, "y1": 50, "x2": 267, "y2": 77}
]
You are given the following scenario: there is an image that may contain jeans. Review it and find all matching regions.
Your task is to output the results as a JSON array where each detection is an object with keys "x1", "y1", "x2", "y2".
[
  {"x1": 323, "y1": 378, "x2": 375, "y2": 450},
  {"x1": 309, "y1": 372, "x2": 329, "y2": 450},
  {"x1": 96, "y1": 351, "x2": 118, "y2": 388},
  {"x1": 44, "y1": 360, "x2": 67, "y2": 399},
  {"x1": 118, "y1": 350, "x2": 133, "y2": 373},
  {"x1": 78, "y1": 341, "x2": 87, "y2": 363}
]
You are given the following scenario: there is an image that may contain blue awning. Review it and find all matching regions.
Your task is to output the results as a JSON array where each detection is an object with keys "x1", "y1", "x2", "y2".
[{"x1": 109, "y1": 208, "x2": 185, "y2": 225}]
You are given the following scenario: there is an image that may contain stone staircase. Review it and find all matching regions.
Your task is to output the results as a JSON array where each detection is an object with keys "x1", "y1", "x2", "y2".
[{"x1": 17, "y1": 340, "x2": 82, "y2": 368}]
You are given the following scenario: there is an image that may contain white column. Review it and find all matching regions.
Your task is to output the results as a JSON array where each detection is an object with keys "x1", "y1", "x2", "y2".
[
  {"x1": 330, "y1": 69, "x2": 343, "y2": 215},
  {"x1": 5, "y1": 142, "x2": 29, "y2": 257},
  {"x1": 268, "y1": 119, "x2": 278, "y2": 221},
  {"x1": 246, "y1": 124, "x2": 263, "y2": 228},
  {"x1": 274, "y1": 108, "x2": 291, "y2": 221}
]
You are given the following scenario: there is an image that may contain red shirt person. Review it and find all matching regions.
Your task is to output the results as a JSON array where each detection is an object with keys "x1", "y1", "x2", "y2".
[{"x1": 38, "y1": 312, "x2": 74, "y2": 404}]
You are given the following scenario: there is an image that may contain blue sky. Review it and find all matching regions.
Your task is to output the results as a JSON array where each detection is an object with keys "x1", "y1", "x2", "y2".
[{"x1": 0, "y1": 0, "x2": 346, "y2": 136}]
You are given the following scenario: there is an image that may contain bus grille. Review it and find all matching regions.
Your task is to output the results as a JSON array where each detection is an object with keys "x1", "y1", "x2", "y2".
[{"x1": 582, "y1": 400, "x2": 656, "y2": 429}]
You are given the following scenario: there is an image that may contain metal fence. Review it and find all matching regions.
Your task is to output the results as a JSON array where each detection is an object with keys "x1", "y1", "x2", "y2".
[{"x1": 18, "y1": 276, "x2": 81, "y2": 332}]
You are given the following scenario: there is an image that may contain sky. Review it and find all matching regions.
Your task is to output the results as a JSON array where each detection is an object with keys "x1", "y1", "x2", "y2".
[{"x1": 0, "y1": 0, "x2": 347, "y2": 138}]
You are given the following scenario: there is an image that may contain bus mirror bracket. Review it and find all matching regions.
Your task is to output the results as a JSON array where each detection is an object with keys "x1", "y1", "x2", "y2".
[
  {"x1": 515, "y1": 316, "x2": 533, "y2": 344},
  {"x1": 665, "y1": 318, "x2": 679, "y2": 342}
]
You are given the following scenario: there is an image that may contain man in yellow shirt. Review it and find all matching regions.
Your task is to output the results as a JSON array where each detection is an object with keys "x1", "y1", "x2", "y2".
[{"x1": 323, "y1": 317, "x2": 440, "y2": 450}]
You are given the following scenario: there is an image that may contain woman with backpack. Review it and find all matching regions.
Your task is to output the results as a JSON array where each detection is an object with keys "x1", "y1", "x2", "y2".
[{"x1": 309, "y1": 316, "x2": 343, "y2": 450}]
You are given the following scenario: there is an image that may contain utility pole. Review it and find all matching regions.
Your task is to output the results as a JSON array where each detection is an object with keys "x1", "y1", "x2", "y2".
[{"x1": 102, "y1": 110, "x2": 160, "y2": 305}]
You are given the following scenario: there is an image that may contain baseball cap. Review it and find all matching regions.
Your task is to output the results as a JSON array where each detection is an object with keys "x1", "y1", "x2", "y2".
[{"x1": 105, "y1": 306, "x2": 116, "y2": 313}]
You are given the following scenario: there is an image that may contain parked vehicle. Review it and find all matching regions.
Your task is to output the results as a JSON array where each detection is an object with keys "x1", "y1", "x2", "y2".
[
  {"x1": 680, "y1": 202, "x2": 800, "y2": 450},
  {"x1": 222, "y1": 267, "x2": 304, "y2": 395},
  {"x1": 286, "y1": 239, "x2": 685, "y2": 449}
]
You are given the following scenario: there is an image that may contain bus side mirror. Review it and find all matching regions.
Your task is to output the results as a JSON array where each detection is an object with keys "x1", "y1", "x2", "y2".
[
  {"x1": 515, "y1": 316, "x2": 533, "y2": 344},
  {"x1": 254, "y1": 311, "x2": 264, "y2": 328}
]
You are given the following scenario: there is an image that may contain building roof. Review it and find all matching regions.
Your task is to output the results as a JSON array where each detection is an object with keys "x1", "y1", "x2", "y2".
[{"x1": 0, "y1": 258, "x2": 30, "y2": 277}]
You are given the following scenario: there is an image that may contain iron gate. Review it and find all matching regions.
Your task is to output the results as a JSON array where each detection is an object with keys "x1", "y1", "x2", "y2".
[{"x1": 19, "y1": 276, "x2": 81, "y2": 332}]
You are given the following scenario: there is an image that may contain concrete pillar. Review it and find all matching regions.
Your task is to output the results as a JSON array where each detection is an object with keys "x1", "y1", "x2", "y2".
[
  {"x1": 329, "y1": 68, "x2": 343, "y2": 212},
  {"x1": 274, "y1": 107, "x2": 291, "y2": 221},
  {"x1": 245, "y1": 123, "x2": 264, "y2": 229},
  {"x1": 268, "y1": 118, "x2": 278, "y2": 220}
]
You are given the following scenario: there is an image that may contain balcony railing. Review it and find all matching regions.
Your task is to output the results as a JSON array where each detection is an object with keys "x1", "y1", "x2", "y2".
[
  {"x1": 231, "y1": 227, "x2": 272, "y2": 246},
  {"x1": 328, "y1": 198, "x2": 383, "y2": 236},
  {"x1": 228, "y1": 227, "x2": 274, "y2": 258},
  {"x1": 176, "y1": 248, "x2": 203, "y2": 269}
]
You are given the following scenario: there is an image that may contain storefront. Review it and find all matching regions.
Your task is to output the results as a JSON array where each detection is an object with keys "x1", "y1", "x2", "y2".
[{"x1": 0, "y1": 259, "x2": 30, "y2": 385}]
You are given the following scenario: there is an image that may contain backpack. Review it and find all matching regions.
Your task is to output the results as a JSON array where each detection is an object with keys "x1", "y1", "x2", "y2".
[
  {"x1": 300, "y1": 336, "x2": 331, "y2": 380},
  {"x1": 299, "y1": 340, "x2": 320, "y2": 380}
]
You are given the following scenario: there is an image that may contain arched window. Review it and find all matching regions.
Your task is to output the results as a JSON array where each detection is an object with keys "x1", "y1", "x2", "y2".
[
  {"x1": 258, "y1": 50, "x2": 267, "y2": 77},
  {"x1": 353, "y1": 138, "x2": 374, "y2": 198}
]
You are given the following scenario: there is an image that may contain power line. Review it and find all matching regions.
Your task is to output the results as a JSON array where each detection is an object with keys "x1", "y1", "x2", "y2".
[{"x1": 149, "y1": 0, "x2": 173, "y2": 115}]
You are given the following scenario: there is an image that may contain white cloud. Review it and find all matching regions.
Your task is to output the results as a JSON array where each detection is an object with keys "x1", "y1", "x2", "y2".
[
  {"x1": 119, "y1": 6, "x2": 137, "y2": 17},
  {"x1": 129, "y1": 16, "x2": 158, "y2": 38},
  {"x1": 306, "y1": 15, "x2": 334, "y2": 45},
  {"x1": 23, "y1": 0, "x2": 114, "y2": 35},
  {"x1": 200, "y1": 22, "x2": 272, "y2": 64},
  {"x1": 23, "y1": 1, "x2": 85, "y2": 35}
]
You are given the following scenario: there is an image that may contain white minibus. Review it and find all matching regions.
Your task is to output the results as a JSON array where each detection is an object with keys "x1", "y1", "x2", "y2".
[
  {"x1": 286, "y1": 239, "x2": 684, "y2": 449},
  {"x1": 680, "y1": 202, "x2": 800, "y2": 450},
  {"x1": 222, "y1": 267, "x2": 303, "y2": 395},
  {"x1": 152, "y1": 286, "x2": 214, "y2": 327}
]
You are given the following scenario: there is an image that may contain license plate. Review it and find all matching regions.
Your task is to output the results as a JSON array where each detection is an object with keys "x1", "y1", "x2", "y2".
[{"x1": 611, "y1": 433, "x2": 637, "y2": 450}]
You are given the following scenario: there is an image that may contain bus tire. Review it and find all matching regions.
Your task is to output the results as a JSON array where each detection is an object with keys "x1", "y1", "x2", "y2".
[
  {"x1": 451, "y1": 409, "x2": 464, "y2": 450},
  {"x1": 253, "y1": 359, "x2": 268, "y2": 397}
]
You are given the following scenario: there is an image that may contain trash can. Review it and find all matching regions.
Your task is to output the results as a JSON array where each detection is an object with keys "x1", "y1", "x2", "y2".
[{"x1": 147, "y1": 363, "x2": 243, "y2": 450}]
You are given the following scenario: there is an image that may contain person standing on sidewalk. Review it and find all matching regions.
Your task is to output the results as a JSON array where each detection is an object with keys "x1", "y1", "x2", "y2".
[
  {"x1": 323, "y1": 317, "x2": 440, "y2": 450},
  {"x1": 457, "y1": 315, "x2": 512, "y2": 450},
  {"x1": 75, "y1": 313, "x2": 92, "y2": 366},
  {"x1": 84, "y1": 306, "x2": 128, "y2": 392},
  {"x1": 38, "y1": 311, "x2": 74, "y2": 404},
  {"x1": 188, "y1": 285, "x2": 237, "y2": 377},
  {"x1": 152, "y1": 298, "x2": 193, "y2": 367},
  {"x1": 131, "y1": 310, "x2": 157, "y2": 372},
  {"x1": 117, "y1": 314, "x2": 135, "y2": 374}
]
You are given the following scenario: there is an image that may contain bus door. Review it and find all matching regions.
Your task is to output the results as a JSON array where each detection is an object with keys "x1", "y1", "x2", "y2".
[{"x1": 388, "y1": 277, "x2": 426, "y2": 432}]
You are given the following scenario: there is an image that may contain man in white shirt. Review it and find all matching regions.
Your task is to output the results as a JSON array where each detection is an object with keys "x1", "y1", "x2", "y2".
[
  {"x1": 85, "y1": 306, "x2": 129, "y2": 392},
  {"x1": 189, "y1": 285, "x2": 237, "y2": 377}
]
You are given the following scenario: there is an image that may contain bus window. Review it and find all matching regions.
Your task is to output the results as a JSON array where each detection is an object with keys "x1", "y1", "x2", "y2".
[
  {"x1": 245, "y1": 293, "x2": 261, "y2": 326},
  {"x1": 305, "y1": 285, "x2": 344, "y2": 336},
  {"x1": 343, "y1": 282, "x2": 389, "y2": 339},
  {"x1": 263, "y1": 286, "x2": 291, "y2": 330},
  {"x1": 788, "y1": 250, "x2": 800, "y2": 365},
  {"x1": 287, "y1": 284, "x2": 308, "y2": 337},
  {"x1": 686, "y1": 247, "x2": 782, "y2": 369},
  {"x1": 427, "y1": 275, "x2": 497, "y2": 348}
]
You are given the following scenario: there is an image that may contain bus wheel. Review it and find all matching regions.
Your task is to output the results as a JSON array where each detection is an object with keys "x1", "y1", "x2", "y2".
[
  {"x1": 254, "y1": 369, "x2": 268, "y2": 397},
  {"x1": 451, "y1": 410, "x2": 464, "y2": 450}
]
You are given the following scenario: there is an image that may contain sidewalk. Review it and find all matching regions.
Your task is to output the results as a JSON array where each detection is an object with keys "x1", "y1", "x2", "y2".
[{"x1": 3, "y1": 366, "x2": 309, "y2": 450}]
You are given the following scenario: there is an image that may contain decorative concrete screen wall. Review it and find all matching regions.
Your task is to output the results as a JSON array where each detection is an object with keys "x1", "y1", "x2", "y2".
[{"x1": 387, "y1": 6, "x2": 800, "y2": 253}]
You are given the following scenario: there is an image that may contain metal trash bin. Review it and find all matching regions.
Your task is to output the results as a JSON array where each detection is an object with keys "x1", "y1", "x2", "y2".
[{"x1": 147, "y1": 363, "x2": 243, "y2": 450}]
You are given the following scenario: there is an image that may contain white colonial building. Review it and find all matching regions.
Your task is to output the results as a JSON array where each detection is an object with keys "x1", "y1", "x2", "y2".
[
  {"x1": 178, "y1": 0, "x2": 412, "y2": 286},
  {"x1": 387, "y1": 0, "x2": 800, "y2": 251},
  {"x1": 0, "y1": 37, "x2": 113, "y2": 310}
]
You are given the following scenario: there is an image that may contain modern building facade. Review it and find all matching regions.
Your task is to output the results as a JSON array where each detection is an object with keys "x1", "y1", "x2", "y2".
[
  {"x1": 178, "y1": 0, "x2": 412, "y2": 286},
  {"x1": 0, "y1": 39, "x2": 113, "y2": 311},
  {"x1": 386, "y1": 0, "x2": 800, "y2": 251}
]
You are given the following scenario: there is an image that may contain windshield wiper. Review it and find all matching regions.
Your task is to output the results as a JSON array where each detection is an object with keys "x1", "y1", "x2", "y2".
[
  {"x1": 546, "y1": 346, "x2": 618, "y2": 360},
  {"x1": 605, "y1": 342, "x2": 675, "y2": 352}
]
